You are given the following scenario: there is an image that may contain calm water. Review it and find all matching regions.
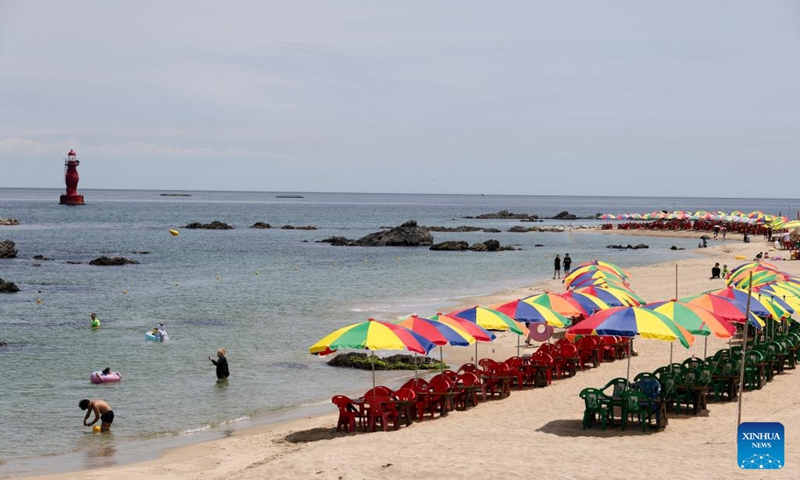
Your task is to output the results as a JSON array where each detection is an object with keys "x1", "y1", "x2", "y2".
[{"x1": 0, "y1": 189, "x2": 796, "y2": 476}]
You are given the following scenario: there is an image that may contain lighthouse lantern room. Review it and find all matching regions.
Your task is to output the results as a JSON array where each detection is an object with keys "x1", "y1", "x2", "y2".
[{"x1": 59, "y1": 149, "x2": 85, "y2": 205}]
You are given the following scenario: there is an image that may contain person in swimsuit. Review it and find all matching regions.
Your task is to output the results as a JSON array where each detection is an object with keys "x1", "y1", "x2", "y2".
[
  {"x1": 79, "y1": 398, "x2": 114, "y2": 432},
  {"x1": 209, "y1": 348, "x2": 229, "y2": 380}
]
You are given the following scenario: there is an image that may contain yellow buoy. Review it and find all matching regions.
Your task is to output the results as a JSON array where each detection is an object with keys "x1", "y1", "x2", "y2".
[
  {"x1": 36, "y1": 298, "x2": 42, "y2": 304},
  {"x1": 169, "y1": 229, "x2": 179, "y2": 236},
  {"x1": 735, "y1": 255, "x2": 747, "y2": 260},
  {"x1": 122, "y1": 290, "x2": 128, "y2": 294},
  {"x1": 93, "y1": 425, "x2": 101, "y2": 433}
]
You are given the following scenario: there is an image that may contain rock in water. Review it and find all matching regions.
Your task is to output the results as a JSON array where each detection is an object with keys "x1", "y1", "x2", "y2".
[
  {"x1": 0, "y1": 239, "x2": 17, "y2": 258},
  {"x1": 89, "y1": 256, "x2": 139, "y2": 266}
]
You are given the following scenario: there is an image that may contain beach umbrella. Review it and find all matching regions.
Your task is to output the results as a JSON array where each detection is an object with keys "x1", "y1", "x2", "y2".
[
  {"x1": 564, "y1": 265, "x2": 626, "y2": 284},
  {"x1": 682, "y1": 293, "x2": 764, "y2": 329},
  {"x1": 705, "y1": 287, "x2": 772, "y2": 319},
  {"x1": 643, "y1": 300, "x2": 735, "y2": 357},
  {"x1": 493, "y1": 299, "x2": 569, "y2": 355},
  {"x1": 567, "y1": 306, "x2": 695, "y2": 380},
  {"x1": 493, "y1": 299, "x2": 571, "y2": 327},
  {"x1": 573, "y1": 286, "x2": 630, "y2": 307},
  {"x1": 598, "y1": 284, "x2": 646, "y2": 305},
  {"x1": 428, "y1": 313, "x2": 496, "y2": 364},
  {"x1": 560, "y1": 290, "x2": 612, "y2": 316},
  {"x1": 309, "y1": 318, "x2": 436, "y2": 390},
  {"x1": 449, "y1": 306, "x2": 526, "y2": 334},
  {"x1": 394, "y1": 314, "x2": 474, "y2": 375},
  {"x1": 731, "y1": 270, "x2": 788, "y2": 290},
  {"x1": 523, "y1": 293, "x2": 585, "y2": 318},
  {"x1": 574, "y1": 260, "x2": 631, "y2": 279},
  {"x1": 564, "y1": 270, "x2": 627, "y2": 290}
]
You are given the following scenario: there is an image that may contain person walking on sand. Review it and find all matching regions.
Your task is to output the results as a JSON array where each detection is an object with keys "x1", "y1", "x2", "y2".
[
  {"x1": 563, "y1": 254, "x2": 572, "y2": 276},
  {"x1": 89, "y1": 313, "x2": 100, "y2": 330},
  {"x1": 209, "y1": 348, "x2": 229, "y2": 380},
  {"x1": 79, "y1": 398, "x2": 114, "y2": 432},
  {"x1": 553, "y1": 254, "x2": 561, "y2": 280}
]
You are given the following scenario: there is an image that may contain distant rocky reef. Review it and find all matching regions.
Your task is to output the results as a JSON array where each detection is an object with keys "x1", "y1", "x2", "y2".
[
  {"x1": 430, "y1": 239, "x2": 516, "y2": 252},
  {"x1": 1, "y1": 218, "x2": 19, "y2": 226},
  {"x1": 1, "y1": 239, "x2": 17, "y2": 258},
  {"x1": 328, "y1": 352, "x2": 446, "y2": 371},
  {"x1": 0, "y1": 277, "x2": 19, "y2": 292},
  {"x1": 184, "y1": 221, "x2": 234, "y2": 230},
  {"x1": 465, "y1": 210, "x2": 596, "y2": 221},
  {"x1": 159, "y1": 193, "x2": 191, "y2": 196},
  {"x1": 89, "y1": 256, "x2": 139, "y2": 266},
  {"x1": 318, "y1": 220, "x2": 433, "y2": 247}
]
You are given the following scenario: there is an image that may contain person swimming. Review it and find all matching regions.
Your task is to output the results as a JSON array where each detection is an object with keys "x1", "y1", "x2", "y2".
[{"x1": 90, "y1": 313, "x2": 100, "y2": 330}]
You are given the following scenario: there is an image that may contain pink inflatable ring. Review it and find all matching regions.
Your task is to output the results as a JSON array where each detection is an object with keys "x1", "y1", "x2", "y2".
[{"x1": 90, "y1": 371, "x2": 122, "y2": 384}]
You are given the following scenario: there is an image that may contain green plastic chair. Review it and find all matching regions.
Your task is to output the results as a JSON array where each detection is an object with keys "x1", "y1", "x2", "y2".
[
  {"x1": 601, "y1": 377, "x2": 629, "y2": 400},
  {"x1": 579, "y1": 388, "x2": 612, "y2": 431},
  {"x1": 621, "y1": 390, "x2": 653, "y2": 431},
  {"x1": 633, "y1": 372, "x2": 656, "y2": 383}
]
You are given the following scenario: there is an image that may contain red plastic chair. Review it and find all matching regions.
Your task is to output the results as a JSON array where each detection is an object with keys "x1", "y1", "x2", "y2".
[
  {"x1": 442, "y1": 370, "x2": 458, "y2": 382},
  {"x1": 537, "y1": 343, "x2": 554, "y2": 355},
  {"x1": 454, "y1": 372, "x2": 481, "y2": 408},
  {"x1": 420, "y1": 376, "x2": 454, "y2": 418},
  {"x1": 576, "y1": 336, "x2": 600, "y2": 369},
  {"x1": 553, "y1": 343, "x2": 579, "y2": 379},
  {"x1": 530, "y1": 351, "x2": 554, "y2": 386},
  {"x1": 363, "y1": 386, "x2": 394, "y2": 398},
  {"x1": 478, "y1": 358, "x2": 499, "y2": 370},
  {"x1": 503, "y1": 357, "x2": 526, "y2": 390},
  {"x1": 331, "y1": 395, "x2": 366, "y2": 432},
  {"x1": 401, "y1": 378, "x2": 428, "y2": 391},
  {"x1": 364, "y1": 396, "x2": 399, "y2": 432},
  {"x1": 599, "y1": 336, "x2": 618, "y2": 361},
  {"x1": 483, "y1": 363, "x2": 512, "y2": 399},
  {"x1": 457, "y1": 363, "x2": 480, "y2": 375}
]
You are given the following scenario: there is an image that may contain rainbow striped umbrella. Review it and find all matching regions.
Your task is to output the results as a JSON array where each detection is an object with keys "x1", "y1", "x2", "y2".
[
  {"x1": 449, "y1": 306, "x2": 526, "y2": 334},
  {"x1": 574, "y1": 285, "x2": 630, "y2": 307},
  {"x1": 429, "y1": 312, "x2": 498, "y2": 363},
  {"x1": 394, "y1": 314, "x2": 474, "y2": 375},
  {"x1": 564, "y1": 265, "x2": 626, "y2": 284},
  {"x1": 567, "y1": 306, "x2": 694, "y2": 379},
  {"x1": 523, "y1": 293, "x2": 585, "y2": 318},
  {"x1": 682, "y1": 293, "x2": 764, "y2": 328},
  {"x1": 394, "y1": 315, "x2": 474, "y2": 347},
  {"x1": 706, "y1": 287, "x2": 772, "y2": 319},
  {"x1": 574, "y1": 260, "x2": 631, "y2": 279},
  {"x1": 564, "y1": 270, "x2": 628, "y2": 290},
  {"x1": 643, "y1": 300, "x2": 734, "y2": 339},
  {"x1": 560, "y1": 290, "x2": 612, "y2": 316},
  {"x1": 309, "y1": 318, "x2": 436, "y2": 389},
  {"x1": 493, "y1": 299, "x2": 571, "y2": 328}
]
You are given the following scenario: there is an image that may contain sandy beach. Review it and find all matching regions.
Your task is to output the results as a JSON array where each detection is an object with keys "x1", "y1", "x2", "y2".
[{"x1": 27, "y1": 235, "x2": 800, "y2": 480}]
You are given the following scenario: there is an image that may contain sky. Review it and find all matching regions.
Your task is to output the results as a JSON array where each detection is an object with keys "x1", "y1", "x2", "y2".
[{"x1": 1, "y1": 1, "x2": 799, "y2": 196}]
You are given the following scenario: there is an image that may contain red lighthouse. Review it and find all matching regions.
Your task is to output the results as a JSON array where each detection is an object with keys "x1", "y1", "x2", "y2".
[{"x1": 59, "y1": 149, "x2": 85, "y2": 205}]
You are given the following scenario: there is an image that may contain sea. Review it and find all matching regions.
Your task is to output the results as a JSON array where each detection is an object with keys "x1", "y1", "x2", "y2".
[{"x1": 1, "y1": 189, "x2": 797, "y2": 477}]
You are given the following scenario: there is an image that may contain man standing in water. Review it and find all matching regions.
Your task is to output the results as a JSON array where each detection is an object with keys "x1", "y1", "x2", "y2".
[
  {"x1": 89, "y1": 313, "x2": 100, "y2": 330},
  {"x1": 208, "y1": 348, "x2": 229, "y2": 381},
  {"x1": 79, "y1": 398, "x2": 114, "y2": 432},
  {"x1": 563, "y1": 254, "x2": 572, "y2": 276},
  {"x1": 553, "y1": 254, "x2": 561, "y2": 280}
]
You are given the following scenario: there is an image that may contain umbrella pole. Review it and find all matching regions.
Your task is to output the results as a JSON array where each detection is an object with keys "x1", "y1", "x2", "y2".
[
  {"x1": 736, "y1": 273, "x2": 753, "y2": 427},
  {"x1": 626, "y1": 337, "x2": 633, "y2": 382},
  {"x1": 440, "y1": 346, "x2": 445, "y2": 373},
  {"x1": 704, "y1": 336, "x2": 708, "y2": 359},
  {"x1": 516, "y1": 334, "x2": 520, "y2": 357},
  {"x1": 475, "y1": 342, "x2": 479, "y2": 365},
  {"x1": 414, "y1": 352, "x2": 418, "y2": 380},
  {"x1": 671, "y1": 263, "x2": 677, "y2": 365},
  {"x1": 370, "y1": 352, "x2": 377, "y2": 395}
]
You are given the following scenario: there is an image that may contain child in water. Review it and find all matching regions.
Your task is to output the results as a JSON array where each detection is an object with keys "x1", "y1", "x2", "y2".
[{"x1": 90, "y1": 313, "x2": 100, "y2": 329}]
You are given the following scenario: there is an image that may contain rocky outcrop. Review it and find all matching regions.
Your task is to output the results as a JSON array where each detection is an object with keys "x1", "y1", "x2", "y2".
[
  {"x1": 328, "y1": 352, "x2": 445, "y2": 371},
  {"x1": 184, "y1": 221, "x2": 234, "y2": 229},
  {"x1": 508, "y1": 226, "x2": 531, "y2": 233},
  {"x1": 318, "y1": 221, "x2": 433, "y2": 247},
  {"x1": 355, "y1": 220, "x2": 432, "y2": 246},
  {"x1": 606, "y1": 244, "x2": 649, "y2": 250},
  {"x1": 89, "y1": 256, "x2": 139, "y2": 266},
  {"x1": 465, "y1": 210, "x2": 538, "y2": 220},
  {"x1": 32, "y1": 255, "x2": 51, "y2": 261},
  {"x1": 551, "y1": 211, "x2": 577, "y2": 220},
  {"x1": 468, "y1": 239, "x2": 515, "y2": 251},
  {"x1": 0, "y1": 240, "x2": 17, "y2": 258},
  {"x1": 251, "y1": 222, "x2": 272, "y2": 229},
  {"x1": 0, "y1": 277, "x2": 19, "y2": 292},
  {"x1": 0, "y1": 218, "x2": 19, "y2": 226},
  {"x1": 426, "y1": 226, "x2": 484, "y2": 232},
  {"x1": 281, "y1": 225, "x2": 317, "y2": 230},
  {"x1": 430, "y1": 241, "x2": 469, "y2": 251}
]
